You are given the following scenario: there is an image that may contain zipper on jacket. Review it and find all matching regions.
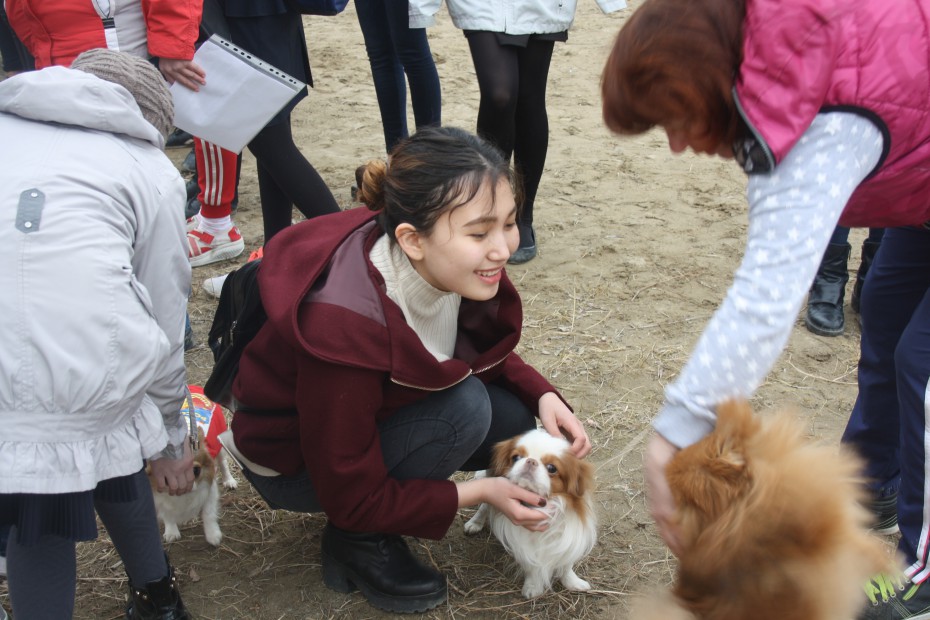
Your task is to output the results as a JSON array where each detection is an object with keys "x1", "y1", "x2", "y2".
[{"x1": 389, "y1": 355, "x2": 509, "y2": 391}]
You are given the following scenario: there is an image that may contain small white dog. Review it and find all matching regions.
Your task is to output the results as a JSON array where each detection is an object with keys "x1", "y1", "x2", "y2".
[
  {"x1": 465, "y1": 429, "x2": 597, "y2": 598},
  {"x1": 149, "y1": 388, "x2": 237, "y2": 546}
]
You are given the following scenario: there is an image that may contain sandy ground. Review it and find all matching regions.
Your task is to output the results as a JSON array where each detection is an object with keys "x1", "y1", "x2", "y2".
[{"x1": 1, "y1": 1, "x2": 880, "y2": 618}]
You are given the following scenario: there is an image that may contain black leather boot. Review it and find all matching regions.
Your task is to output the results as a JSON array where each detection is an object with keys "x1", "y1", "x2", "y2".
[
  {"x1": 125, "y1": 564, "x2": 191, "y2": 620},
  {"x1": 851, "y1": 239, "x2": 881, "y2": 314},
  {"x1": 805, "y1": 242, "x2": 851, "y2": 337},
  {"x1": 321, "y1": 522, "x2": 447, "y2": 613}
]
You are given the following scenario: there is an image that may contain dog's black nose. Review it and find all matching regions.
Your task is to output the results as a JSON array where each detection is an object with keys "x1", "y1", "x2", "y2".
[{"x1": 193, "y1": 465, "x2": 202, "y2": 479}]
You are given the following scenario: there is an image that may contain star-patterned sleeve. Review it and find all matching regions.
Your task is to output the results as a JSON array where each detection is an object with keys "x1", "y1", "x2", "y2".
[{"x1": 654, "y1": 112, "x2": 884, "y2": 448}]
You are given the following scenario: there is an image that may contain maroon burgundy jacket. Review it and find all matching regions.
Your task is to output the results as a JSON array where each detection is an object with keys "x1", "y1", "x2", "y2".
[{"x1": 231, "y1": 206, "x2": 564, "y2": 539}]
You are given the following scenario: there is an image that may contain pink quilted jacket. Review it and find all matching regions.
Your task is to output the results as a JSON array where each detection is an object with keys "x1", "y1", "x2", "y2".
[{"x1": 734, "y1": 0, "x2": 930, "y2": 227}]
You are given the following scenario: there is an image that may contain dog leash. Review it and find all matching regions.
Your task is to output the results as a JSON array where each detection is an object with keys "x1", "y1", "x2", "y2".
[{"x1": 184, "y1": 385, "x2": 201, "y2": 454}]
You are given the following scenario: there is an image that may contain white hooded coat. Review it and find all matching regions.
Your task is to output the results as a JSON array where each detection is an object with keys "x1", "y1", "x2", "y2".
[{"x1": 0, "y1": 66, "x2": 191, "y2": 494}]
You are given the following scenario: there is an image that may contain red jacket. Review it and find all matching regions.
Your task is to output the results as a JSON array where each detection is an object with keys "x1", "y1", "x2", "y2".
[
  {"x1": 232, "y1": 207, "x2": 564, "y2": 539},
  {"x1": 6, "y1": 0, "x2": 201, "y2": 68}
]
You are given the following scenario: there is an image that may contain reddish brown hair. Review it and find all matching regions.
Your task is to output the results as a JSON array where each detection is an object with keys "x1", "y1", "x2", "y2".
[{"x1": 601, "y1": 0, "x2": 746, "y2": 146}]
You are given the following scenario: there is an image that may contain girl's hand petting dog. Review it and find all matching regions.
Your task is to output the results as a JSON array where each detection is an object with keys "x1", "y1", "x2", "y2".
[
  {"x1": 538, "y1": 392, "x2": 592, "y2": 458},
  {"x1": 149, "y1": 442, "x2": 196, "y2": 496},
  {"x1": 645, "y1": 432, "x2": 683, "y2": 556},
  {"x1": 457, "y1": 476, "x2": 550, "y2": 532}
]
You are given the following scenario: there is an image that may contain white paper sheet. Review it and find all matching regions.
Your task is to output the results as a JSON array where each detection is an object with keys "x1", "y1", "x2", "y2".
[{"x1": 169, "y1": 35, "x2": 305, "y2": 153}]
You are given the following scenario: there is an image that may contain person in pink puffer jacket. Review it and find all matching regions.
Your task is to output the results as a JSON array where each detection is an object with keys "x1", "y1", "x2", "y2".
[{"x1": 602, "y1": 0, "x2": 930, "y2": 618}]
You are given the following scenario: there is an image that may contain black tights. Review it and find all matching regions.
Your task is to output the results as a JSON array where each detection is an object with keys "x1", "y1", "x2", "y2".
[
  {"x1": 466, "y1": 32, "x2": 555, "y2": 227},
  {"x1": 247, "y1": 117, "x2": 341, "y2": 242}
]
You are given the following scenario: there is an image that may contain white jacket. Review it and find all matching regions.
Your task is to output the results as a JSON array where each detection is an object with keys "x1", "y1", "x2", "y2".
[
  {"x1": 409, "y1": 0, "x2": 627, "y2": 33},
  {"x1": 0, "y1": 67, "x2": 191, "y2": 494}
]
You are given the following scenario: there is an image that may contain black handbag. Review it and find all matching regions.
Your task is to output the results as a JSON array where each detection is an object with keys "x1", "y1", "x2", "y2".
[
  {"x1": 285, "y1": 0, "x2": 349, "y2": 16},
  {"x1": 203, "y1": 259, "x2": 266, "y2": 408}
]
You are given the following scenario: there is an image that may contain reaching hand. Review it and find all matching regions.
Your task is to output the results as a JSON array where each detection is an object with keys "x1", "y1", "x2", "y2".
[
  {"x1": 148, "y1": 441, "x2": 196, "y2": 496},
  {"x1": 158, "y1": 58, "x2": 206, "y2": 92},
  {"x1": 538, "y1": 392, "x2": 592, "y2": 458},
  {"x1": 456, "y1": 476, "x2": 550, "y2": 532},
  {"x1": 644, "y1": 432, "x2": 683, "y2": 555}
]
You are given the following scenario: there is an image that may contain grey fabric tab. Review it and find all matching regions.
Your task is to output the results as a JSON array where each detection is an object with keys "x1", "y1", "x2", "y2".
[{"x1": 16, "y1": 188, "x2": 44, "y2": 234}]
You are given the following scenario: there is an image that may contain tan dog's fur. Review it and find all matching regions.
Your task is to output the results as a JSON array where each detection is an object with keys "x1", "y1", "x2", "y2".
[{"x1": 632, "y1": 400, "x2": 894, "y2": 620}]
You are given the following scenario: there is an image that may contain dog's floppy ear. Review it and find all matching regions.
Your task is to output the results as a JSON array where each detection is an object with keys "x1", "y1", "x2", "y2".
[
  {"x1": 564, "y1": 456, "x2": 594, "y2": 498},
  {"x1": 490, "y1": 437, "x2": 518, "y2": 476},
  {"x1": 709, "y1": 399, "x2": 760, "y2": 471}
]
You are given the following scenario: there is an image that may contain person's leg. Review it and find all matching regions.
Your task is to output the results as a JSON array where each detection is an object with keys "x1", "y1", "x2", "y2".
[
  {"x1": 459, "y1": 383, "x2": 537, "y2": 471},
  {"x1": 355, "y1": 0, "x2": 408, "y2": 152},
  {"x1": 378, "y1": 376, "x2": 494, "y2": 480},
  {"x1": 466, "y1": 32, "x2": 519, "y2": 161},
  {"x1": 95, "y1": 470, "x2": 189, "y2": 618},
  {"x1": 189, "y1": 138, "x2": 244, "y2": 267},
  {"x1": 6, "y1": 530, "x2": 77, "y2": 618},
  {"x1": 94, "y1": 470, "x2": 170, "y2": 585},
  {"x1": 509, "y1": 38, "x2": 555, "y2": 260},
  {"x1": 843, "y1": 226, "x2": 930, "y2": 548},
  {"x1": 852, "y1": 227, "x2": 885, "y2": 314},
  {"x1": 321, "y1": 376, "x2": 505, "y2": 613},
  {"x1": 805, "y1": 224, "x2": 851, "y2": 336},
  {"x1": 246, "y1": 118, "x2": 340, "y2": 243},
  {"x1": 898, "y1": 289, "x2": 930, "y2": 584},
  {"x1": 241, "y1": 376, "x2": 498, "y2": 513},
  {"x1": 384, "y1": 0, "x2": 441, "y2": 138}
]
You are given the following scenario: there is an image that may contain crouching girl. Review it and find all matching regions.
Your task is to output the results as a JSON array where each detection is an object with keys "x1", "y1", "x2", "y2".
[{"x1": 222, "y1": 126, "x2": 591, "y2": 613}]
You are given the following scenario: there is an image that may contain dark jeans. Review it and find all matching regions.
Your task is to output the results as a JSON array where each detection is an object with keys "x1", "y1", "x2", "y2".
[
  {"x1": 841, "y1": 226, "x2": 930, "y2": 570},
  {"x1": 241, "y1": 377, "x2": 536, "y2": 514},
  {"x1": 355, "y1": 0, "x2": 441, "y2": 152}
]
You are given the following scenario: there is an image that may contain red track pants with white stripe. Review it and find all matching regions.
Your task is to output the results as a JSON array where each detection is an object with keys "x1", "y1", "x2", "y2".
[{"x1": 194, "y1": 138, "x2": 238, "y2": 218}]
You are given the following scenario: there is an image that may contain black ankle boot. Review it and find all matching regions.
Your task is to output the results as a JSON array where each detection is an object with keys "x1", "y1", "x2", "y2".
[
  {"x1": 508, "y1": 223, "x2": 537, "y2": 265},
  {"x1": 805, "y1": 242, "x2": 851, "y2": 337},
  {"x1": 851, "y1": 239, "x2": 881, "y2": 314},
  {"x1": 321, "y1": 522, "x2": 447, "y2": 613},
  {"x1": 125, "y1": 564, "x2": 191, "y2": 620}
]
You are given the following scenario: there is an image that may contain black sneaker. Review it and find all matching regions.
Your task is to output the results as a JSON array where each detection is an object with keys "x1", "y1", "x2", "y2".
[
  {"x1": 872, "y1": 490, "x2": 899, "y2": 535},
  {"x1": 860, "y1": 574, "x2": 930, "y2": 620},
  {"x1": 181, "y1": 149, "x2": 196, "y2": 174},
  {"x1": 166, "y1": 128, "x2": 193, "y2": 148}
]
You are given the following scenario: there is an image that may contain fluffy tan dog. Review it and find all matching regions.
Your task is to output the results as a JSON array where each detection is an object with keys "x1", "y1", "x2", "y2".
[{"x1": 633, "y1": 400, "x2": 893, "y2": 620}]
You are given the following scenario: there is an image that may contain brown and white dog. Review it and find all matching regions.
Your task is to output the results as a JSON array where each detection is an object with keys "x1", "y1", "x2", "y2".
[
  {"x1": 632, "y1": 400, "x2": 893, "y2": 620},
  {"x1": 148, "y1": 386, "x2": 237, "y2": 546},
  {"x1": 465, "y1": 429, "x2": 597, "y2": 598}
]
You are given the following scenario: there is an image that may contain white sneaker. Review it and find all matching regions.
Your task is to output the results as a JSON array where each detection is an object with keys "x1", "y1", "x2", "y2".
[
  {"x1": 187, "y1": 226, "x2": 245, "y2": 268},
  {"x1": 203, "y1": 273, "x2": 229, "y2": 299}
]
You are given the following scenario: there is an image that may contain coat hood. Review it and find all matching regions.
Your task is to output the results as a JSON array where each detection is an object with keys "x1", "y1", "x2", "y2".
[{"x1": 0, "y1": 66, "x2": 166, "y2": 149}]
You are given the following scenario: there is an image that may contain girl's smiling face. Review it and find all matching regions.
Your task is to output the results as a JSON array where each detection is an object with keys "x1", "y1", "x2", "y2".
[{"x1": 396, "y1": 177, "x2": 519, "y2": 301}]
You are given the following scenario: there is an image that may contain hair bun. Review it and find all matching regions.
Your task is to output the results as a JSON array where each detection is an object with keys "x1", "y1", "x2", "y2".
[{"x1": 357, "y1": 159, "x2": 388, "y2": 211}]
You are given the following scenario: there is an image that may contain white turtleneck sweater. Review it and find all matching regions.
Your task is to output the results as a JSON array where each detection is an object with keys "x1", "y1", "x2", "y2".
[{"x1": 369, "y1": 235, "x2": 462, "y2": 362}]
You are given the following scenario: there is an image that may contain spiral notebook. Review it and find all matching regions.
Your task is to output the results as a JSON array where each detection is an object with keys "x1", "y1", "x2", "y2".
[{"x1": 169, "y1": 35, "x2": 305, "y2": 153}]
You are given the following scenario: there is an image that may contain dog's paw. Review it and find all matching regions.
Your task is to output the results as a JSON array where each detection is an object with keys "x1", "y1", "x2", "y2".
[
  {"x1": 163, "y1": 524, "x2": 181, "y2": 544},
  {"x1": 463, "y1": 517, "x2": 485, "y2": 535},
  {"x1": 561, "y1": 570, "x2": 591, "y2": 592},
  {"x1": 222, "y1": 476, "x2": 238, "y2": 490},
  {"x1": 521, "y1": 581, "x2": 547, "y2": 599},
  {"x1": 204, "y1": 523, "x2": 223, "y2": 546}
]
